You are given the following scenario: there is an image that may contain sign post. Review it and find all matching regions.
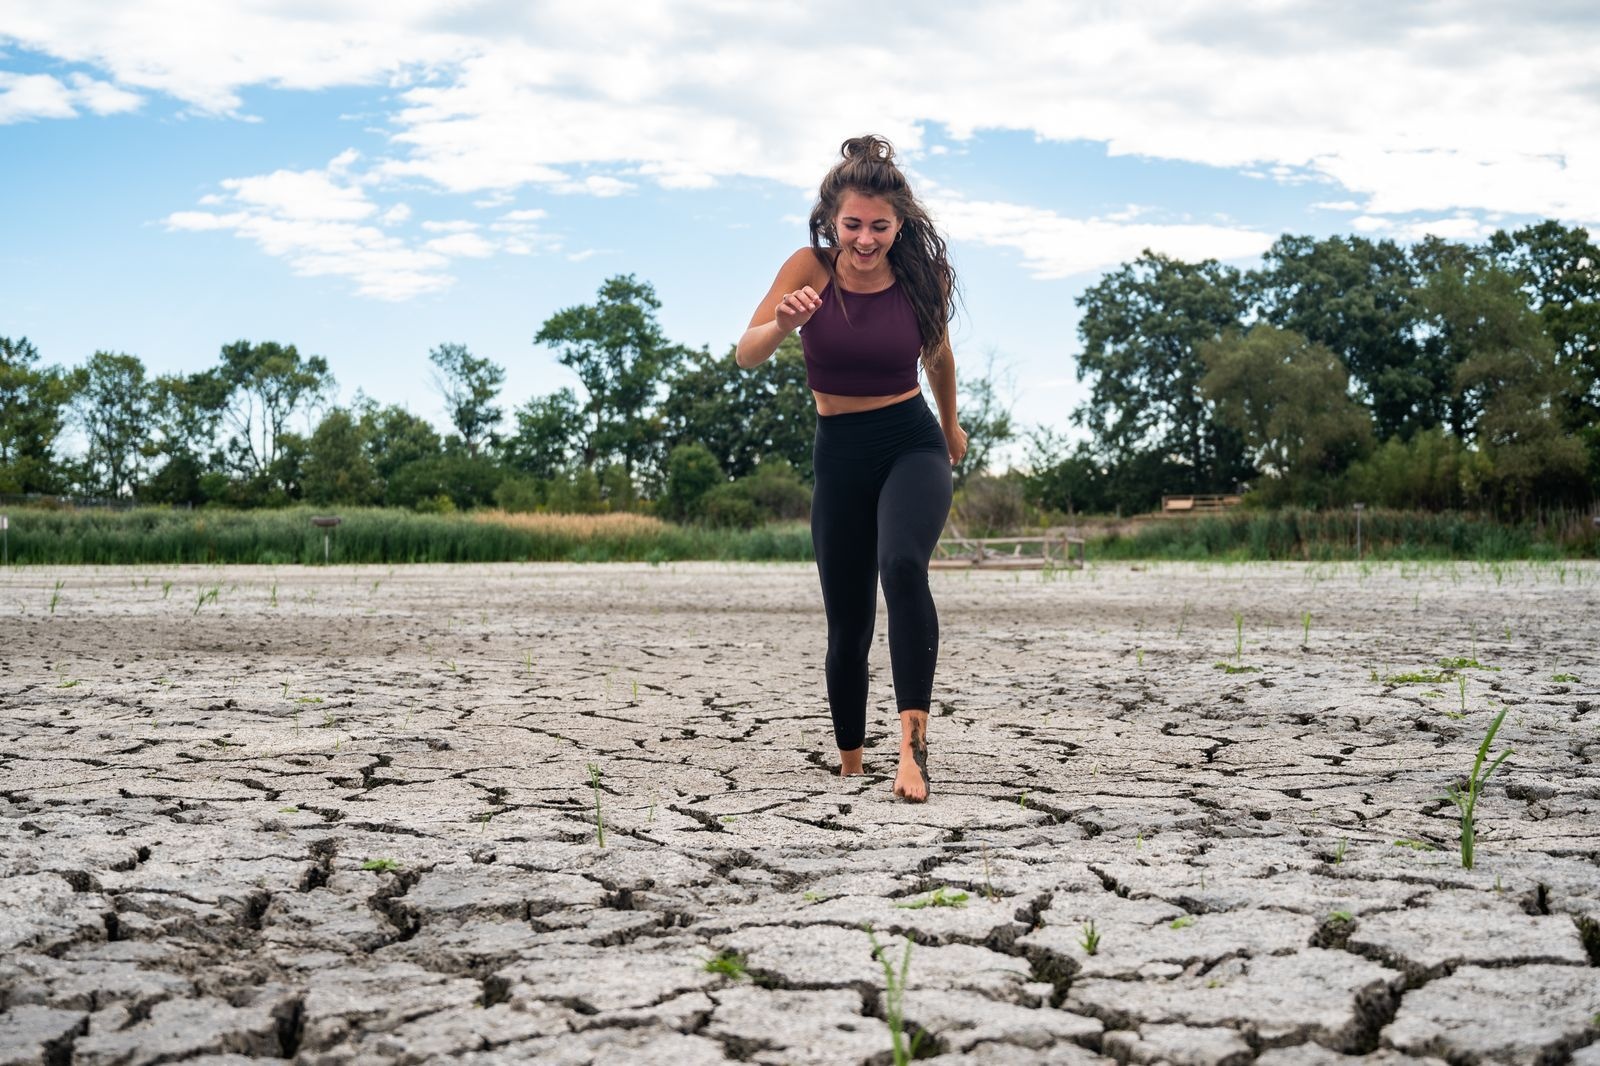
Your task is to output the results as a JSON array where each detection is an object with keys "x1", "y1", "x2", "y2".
[{"x1": 310, "y1": 515, "x2": 342, "y2": 565}]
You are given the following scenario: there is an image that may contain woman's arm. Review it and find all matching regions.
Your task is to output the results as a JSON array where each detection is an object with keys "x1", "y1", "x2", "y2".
[
  {"x1": 735, "y1": 248, "x2": 826, "y2": 369},
  {"x1": 924, "y1": 336, "x2": 968, "y2": 466}
]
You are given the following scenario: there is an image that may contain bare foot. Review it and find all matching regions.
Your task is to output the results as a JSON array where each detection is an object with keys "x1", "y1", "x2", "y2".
[
  {"x1": 838, "y1": 747, "x2": 864, "y2": 777},
  {"x1": 892, "y1": 714, "x2": 929, "y2": 802}
]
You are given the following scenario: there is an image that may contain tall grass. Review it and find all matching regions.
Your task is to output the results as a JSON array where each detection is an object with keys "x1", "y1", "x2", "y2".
[
  {"x1": 0, "y1": 507, "x2": 814, "y2": 565},
  {"x1": 3, "y1": 504, "x2": 1591, "y2": 564},
  {"x1": 1087, "y1": 507, "x2": 1596, "y2": 561}
]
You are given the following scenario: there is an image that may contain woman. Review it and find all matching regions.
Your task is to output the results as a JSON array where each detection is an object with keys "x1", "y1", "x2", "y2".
[{"x1": 736, "y1": 135, "x2": 966, "y2": 803}]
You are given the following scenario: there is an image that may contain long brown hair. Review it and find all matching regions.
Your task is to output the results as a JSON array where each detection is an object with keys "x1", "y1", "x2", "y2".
[{"x1": 808, "y1": 135, "x2": 958, "y2": 362}]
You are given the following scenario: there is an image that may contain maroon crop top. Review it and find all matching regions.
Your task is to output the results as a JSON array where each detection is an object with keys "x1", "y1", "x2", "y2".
[{"x1": 800, "y1": 280, "x2": 923, "y2": 395}]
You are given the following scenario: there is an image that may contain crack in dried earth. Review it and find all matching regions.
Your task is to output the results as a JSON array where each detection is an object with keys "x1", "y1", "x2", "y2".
[{"x1": 1, "y1": 560, "x2": 1597, "y2": 1064}]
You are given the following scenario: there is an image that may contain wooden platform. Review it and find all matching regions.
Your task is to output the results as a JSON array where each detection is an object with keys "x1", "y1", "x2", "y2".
[
  {"x1": 1133, "y1": 494, "x2": 1244, "y2": 521},
  {"x1": 931, "y1": 524, "x2": 1085, "y2": 570}
]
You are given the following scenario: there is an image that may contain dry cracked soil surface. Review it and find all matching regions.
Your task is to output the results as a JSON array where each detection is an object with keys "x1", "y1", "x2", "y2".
[{"x1": 1, "y1": 560, "x2": 1598, "y2": 1066}]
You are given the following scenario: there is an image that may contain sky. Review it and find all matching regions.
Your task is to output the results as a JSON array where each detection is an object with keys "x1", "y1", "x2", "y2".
[{"x1": 3, "y1": 1, "x2": 1598, "y2": 458}]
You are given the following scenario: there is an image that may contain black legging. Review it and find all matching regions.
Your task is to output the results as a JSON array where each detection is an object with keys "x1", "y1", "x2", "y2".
[{"x1": 811, "y1": 395, "x2": 953, "y2": 751}]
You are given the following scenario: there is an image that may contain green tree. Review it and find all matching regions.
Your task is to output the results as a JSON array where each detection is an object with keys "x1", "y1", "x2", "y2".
[
  {"x1": 534, "y1": 275, "x2": 691, "y2": 485},
  {"x1": 303, "y1": 408, "x2": 381, "y2": 505},
  {"x1": 662, "y1": 334, "x2": 815, "y2": 483},
  {"x1": 953, "y1": 351, "x2": 1014, "y2": 489},
  {"x1": 1429, "y1": 265, "x2": 1587, "y2": 513},
  {"x1": 355, "y1": 401, "x2": 442, "y2": 505},
  {"x1": 1199, "y1": 326, "x2": 1373, "y2": 504},
  {"x1": 1248, "y1": 234, "x2": 1439, "y2": 440},
  {"x1": 428, "y1": 342, "x2": 506, "y2": 457},
  {"x1": 1074, "y1": 251, "x2": 1252, "y2": 510},
  {"x1": 503, "y1": 388, "x2": 584, "y2": 481},
  {"x1": 144, "y1": 370, "x2": 229, "y2": 505},
  {"x1": 0, "y1": 336, "x2": 73, "y2": 494},
  {"x1": 217, "y1": 340, "x2": 334, "y2": 485},
  {"x1": 660, "y1": 442, "x2": 725, "y2": 522},
  {"x1": 1020, "y1": 427, "x2": 1111, "y2": 516},
  {"x1": 71, "y1": 351, "x2": 152, "y2": 498},
  {"x1": 1486, "y1": 220, "x2": 1600, "y2": 493}
]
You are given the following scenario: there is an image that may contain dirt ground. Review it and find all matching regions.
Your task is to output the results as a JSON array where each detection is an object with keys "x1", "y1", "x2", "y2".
[{"x1": 2, "y1": 560, "x2": 1598, "y2": 1065}]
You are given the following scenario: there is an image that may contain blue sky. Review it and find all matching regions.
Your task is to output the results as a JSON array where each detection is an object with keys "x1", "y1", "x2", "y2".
[{"x1": 4, "y1": 2, "x2": 1597, "y2": 460}]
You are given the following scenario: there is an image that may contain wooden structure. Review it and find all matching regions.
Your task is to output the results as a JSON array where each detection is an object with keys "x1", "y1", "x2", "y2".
[
  {"x1": 931, "y1": 523, "x2": 1085, "y2": 570},
  {"x1": 1155, "y1": 494, "x2": 1242, "y2": 517}
]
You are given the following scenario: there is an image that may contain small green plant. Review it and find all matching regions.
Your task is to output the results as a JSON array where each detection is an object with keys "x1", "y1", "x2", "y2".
[
  {"x1": 1458, "y1": 674, "x2": 1468, "y2": 713},
  {"x1": 1018, "y1": 791, "x2": 1028, "y2": 808},
  {"x1": 1439, "y1": 656, "x2": 1499, "y2": 671},
  {"x1": 1135, "y1": 648, "x2": 1145, "y2": 667},
  {"x1": 587, "y1": 762, "x2": 606, "y2": 847},
  {"x1": 1385, "y1": 669, "x2": 1447, "y2": 684},
  {"x1": 48, "y1": 579, "x2": 64, "y2": 614},
  {"x1": 193, "y1": 584, "x2": 219, "y2": 616},
  {"x1": 1440, "y1": 705, "x2": 1514, "y2": 869},
  {"x1": 631, "y1": 679, "x2": 639, "y2": 701},
  {"x1": 704, "y1": 949, "x2": 748, "y2": 980},
  {"x1": 866, "y1": 929, "x2": 920, "y2": 1066},
  {"x1": 1551, "y1": 673, "x2": 1579, "y2": 683},
  {"x1": 1328, "y1": 910, "x2": 1353, "y2": 923},
  {"x1": 1334, "y1": 838, "x2": 1348, "y2": 864},
  {"x1": 1301, "y1": 610, "x2": 1311, "y2": 645},
  {"x1": 1079, "y1": 919, "x2": 1100, "y2": 955},
  {"x1": 278, "y1": 806, "x2": 299, "y2": 813},
  {"x1": 295, "y1": 695, "x2": 324, "y2": 704},
  {"x1": 523, "y1": 650, "x2": 534, "y2": 675},
  {"x1": 1176, "y1": 600, "x2": 1192, "y2": 637},
  {"x1": 1213, "y1": 662, "x2": 1261, "y2": 674},
  {"x1": 896, "y1": 886, "x2": 970, "y2": 910},
  {"x1": 1392, "y1": 838, "x2": 1436, "y2": 852},
  {"x1": 268, "y1": 581, "x2": 278, "y2": 608},
  {"x1": 1169, "y1": 915, "x2": 1195, "y2": 929},
  {"x1": 981, "y1": 842, "x2": 996, "y2": 902},
  {"x1": 361, "y1": 858, "x2": 401, "y2": 872},
  {"x1": 802, "y1": 890, "x2": 830, "y2": 904},
  {"x1": 1233, "y1": 611, "x2": 1243, "y2": 662}
]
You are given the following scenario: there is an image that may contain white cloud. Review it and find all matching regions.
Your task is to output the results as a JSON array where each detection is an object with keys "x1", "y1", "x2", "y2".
[
  {"x1": 423, "y1": 232, "x2": 495, "y2": 258},
  {"x1": 223, "y1": 167, "x2": 376, "y2": 222},
  {"x1": 11, "y1": 1, "x2": 1598, "y2": 256},
  {"x1": 420, "y1": 219, "x2": 475, "y2": 232},
  {"x1": 930, "y1": 196, "x2": 1275, "y2": 280},
  {"x1": 381, "y1": 203, "x2": 412, "y2": 225},
  {"x1": 0, "y1": 69, "x2": 139, "y2": 122},
  {"x1": 551, "y1": 174, "x2": 635, "y2": 197},
  {"x1": 164, "y1": 152, "x2": 468, "y2": 300},
  {"x1": 1349, "y1": 214, "x2": 1497, "y2": 242}
]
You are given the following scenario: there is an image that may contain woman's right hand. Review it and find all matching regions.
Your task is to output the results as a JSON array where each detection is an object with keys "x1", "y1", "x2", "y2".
[{"x1": 775, "y1": 286, "x2": 822, "y2": 333}]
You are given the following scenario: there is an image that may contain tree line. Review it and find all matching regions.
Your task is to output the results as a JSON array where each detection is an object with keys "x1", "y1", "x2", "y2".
[
  {"x1": 1029, "y1": 220, "x2": 1597, "y2": 517},
  {"x1": 2, "y1": 221, "x2": 1594, "y2": 524}
]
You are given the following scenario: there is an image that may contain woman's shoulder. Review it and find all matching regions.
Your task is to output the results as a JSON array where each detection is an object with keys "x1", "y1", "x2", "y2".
[{"x1": 779, "y1": 246, "x2": 832, "y2": 289}]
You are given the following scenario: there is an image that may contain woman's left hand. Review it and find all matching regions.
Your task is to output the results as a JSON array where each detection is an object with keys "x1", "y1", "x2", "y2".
[{"x1": 945, "y1": 422, "x2": 968, "y2": 468}]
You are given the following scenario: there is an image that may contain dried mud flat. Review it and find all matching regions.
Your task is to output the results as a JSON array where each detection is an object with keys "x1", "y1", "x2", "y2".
[{"x1": 2, "y1": 560, "x2": 1598, "y2": 1066}]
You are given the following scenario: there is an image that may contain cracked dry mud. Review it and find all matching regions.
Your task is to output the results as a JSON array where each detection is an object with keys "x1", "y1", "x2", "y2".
[{"x1": 1, "y1": 560, "x2": 1598, "y2": 1066}]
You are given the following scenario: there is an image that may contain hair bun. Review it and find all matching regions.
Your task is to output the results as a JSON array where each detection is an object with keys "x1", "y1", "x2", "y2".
[{"x1": 840, "y1": 135, "x2": 895, "y2": 165}]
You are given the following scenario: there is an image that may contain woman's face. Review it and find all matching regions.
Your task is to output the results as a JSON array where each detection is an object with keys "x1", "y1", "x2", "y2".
[{"x1": 833, "y1": 190, "x2": 901, "y2": 273}]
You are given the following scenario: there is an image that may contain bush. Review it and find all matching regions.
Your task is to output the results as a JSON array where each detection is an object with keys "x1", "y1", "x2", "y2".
[
  {"x1": 661, "y1": 443, "x2": 724, "y2": 521},
  {"x1": 955, "y1": 473, "x2": 1025, "y2": 535},
  {"x1": 702, "y1": 482, "x2": 763, "y2": 528},
  {"x1": 739, "y1": 458, "x2": 811, "y2": 522}
]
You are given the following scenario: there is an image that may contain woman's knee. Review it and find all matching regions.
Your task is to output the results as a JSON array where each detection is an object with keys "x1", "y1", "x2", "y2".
[{"x1": 877, "y1": 550, "x2": 928, "y2": 598}]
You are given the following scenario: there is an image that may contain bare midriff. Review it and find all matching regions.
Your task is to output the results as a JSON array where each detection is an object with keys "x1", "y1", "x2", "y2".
[{"x1": 812, "y1": 385, "x2": 923, "y2": 417}]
